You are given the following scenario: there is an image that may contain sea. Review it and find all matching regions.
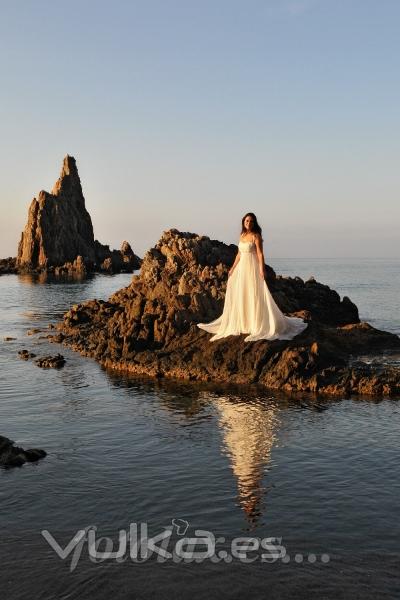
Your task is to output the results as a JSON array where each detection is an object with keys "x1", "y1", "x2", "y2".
[{"x1": 1, "y1": 257, "x2": 399, "y2": 600}]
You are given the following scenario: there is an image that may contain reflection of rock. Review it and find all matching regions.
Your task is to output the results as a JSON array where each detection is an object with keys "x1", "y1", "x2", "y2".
[
  {"x1": 213, "y1": 396, "x2": 278, "y2": 527},
  {"x1": 53, "y1": 229, "x2": 400, "y2": 396},
  {"x1": 0, "y1": 435, "x2": 46, "y2": 468},
  {"x1": 11, "y1": 155, "x2": 141, "y2": 276}
]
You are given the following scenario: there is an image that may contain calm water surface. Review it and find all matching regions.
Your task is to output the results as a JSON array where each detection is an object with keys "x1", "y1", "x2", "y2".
[{"x1": 1, "y1": 260, "x2": 399, "y2": 599}]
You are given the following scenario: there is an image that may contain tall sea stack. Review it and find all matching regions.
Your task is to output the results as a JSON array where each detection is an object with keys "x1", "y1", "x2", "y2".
[
  {"x1": 16, "y1": 154, "x2": 141, "y2": 274},
  {"x1": 17, "y1": 155, "x2": 96, "y2": 269}
]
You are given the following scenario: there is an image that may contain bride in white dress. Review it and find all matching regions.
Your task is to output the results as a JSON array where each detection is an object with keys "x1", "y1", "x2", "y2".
[{"x1": 197, "y1": 213, "x2": 308, "y2": 342}]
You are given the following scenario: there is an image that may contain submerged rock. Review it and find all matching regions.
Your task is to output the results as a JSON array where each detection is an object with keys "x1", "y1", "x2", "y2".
[
  {"x1": 4, "y1": 154, "x2": 142, "y2": 276},
  {"x1": 52, "y1": 228, "x2": 400, "y2": 397},
  {"x1": 0, "y1": 435, "x2": 47, "y2": 468}
]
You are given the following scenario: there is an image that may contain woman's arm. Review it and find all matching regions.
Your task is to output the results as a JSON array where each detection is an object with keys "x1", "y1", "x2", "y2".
[
  {"x1": 228, "y1": 250, "x2": 241, "y2": 277},
  {"x1": 254, "y1": 234, "x2": 266, "y2": 278}
]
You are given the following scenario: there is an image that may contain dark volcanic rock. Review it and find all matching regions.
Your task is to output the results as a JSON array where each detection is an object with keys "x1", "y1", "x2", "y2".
[
  {"x1": 12, "y1": 154, "x2": 141, "y2": 276},
  {"x1": 0, "y1": 435, "x2": 47, "y2": 468},
  {"x1": 53, "y1": 228, "x2": 400, "y2": 397},
  {"x1": 0, "y1": 257, "x2": 17, "y2": 275}
]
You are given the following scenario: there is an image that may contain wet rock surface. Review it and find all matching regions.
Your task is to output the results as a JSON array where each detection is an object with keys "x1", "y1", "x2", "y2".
[
  {"x1": 0, "y1": 435, "x2": 47, "y2": 468},
  {"x1": 51, "y1": 228, "x2": 400, "y2": 397}
]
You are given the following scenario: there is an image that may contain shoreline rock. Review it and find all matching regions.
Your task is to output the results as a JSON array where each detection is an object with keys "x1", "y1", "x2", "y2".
[
  {"x1": 18, "y1": 349, "x2": 66, "y2": 368},
  {"x1": 49, "y1": 228, "x2": 400, "y2": 397},
  {"x1": 18, "y1": 349, "x2": 37, "y2": 360},
  {"x1": 0, "y1": 257, "x2": 17, "y2": 275},
  {"x1": 35, "y1": 353, "x2": 66, "y2": 368},
  {"x1": 1, "y1": 155, "x2": 142, "y2": 276}
]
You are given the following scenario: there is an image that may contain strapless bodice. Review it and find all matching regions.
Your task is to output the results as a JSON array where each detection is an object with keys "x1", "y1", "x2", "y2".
[{"x1": 239, "y1": 240, "x2": 256, "y2": 253}]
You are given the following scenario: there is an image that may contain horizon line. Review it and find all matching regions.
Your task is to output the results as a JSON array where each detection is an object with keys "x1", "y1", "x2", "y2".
[{"x1": 268, "y1": 256, "x2": 400, "y2": 260}]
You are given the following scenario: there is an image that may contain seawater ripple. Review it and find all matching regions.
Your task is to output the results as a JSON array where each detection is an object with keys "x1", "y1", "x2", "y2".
[{"x1": 0, "y1": 263, "x2": 400, "y2": 599}]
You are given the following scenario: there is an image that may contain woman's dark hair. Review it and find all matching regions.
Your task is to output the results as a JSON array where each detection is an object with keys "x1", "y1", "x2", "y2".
[{"x1": 241, "y1": 212, "x2": 263, "y2": 242}]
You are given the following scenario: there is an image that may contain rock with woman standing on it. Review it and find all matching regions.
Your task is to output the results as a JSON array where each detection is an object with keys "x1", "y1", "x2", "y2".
[{"x1": 52, "y1": 227, "x2": 400, "y2": 397}]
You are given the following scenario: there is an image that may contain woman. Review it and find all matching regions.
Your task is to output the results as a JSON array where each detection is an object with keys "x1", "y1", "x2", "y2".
[{"x1": 197, "y1": 213, "x2": 308, "y2": 342}]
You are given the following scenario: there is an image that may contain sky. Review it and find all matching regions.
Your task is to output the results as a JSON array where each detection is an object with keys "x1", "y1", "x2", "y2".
[{"x1": 0, "y1": 0, "x2": 399, "y2": 259}]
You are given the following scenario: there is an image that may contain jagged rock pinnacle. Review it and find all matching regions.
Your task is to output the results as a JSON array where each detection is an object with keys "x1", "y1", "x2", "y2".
[
  {"x1": 51, "y1": 154, "x2": 81, "y2": 197},
  {"x1": 15, "y1": 155, "x2": 141, "y2": 273}
]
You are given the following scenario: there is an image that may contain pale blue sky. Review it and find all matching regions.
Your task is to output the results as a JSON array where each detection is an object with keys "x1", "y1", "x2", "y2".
[{"x1": 0, "y1": 0, "x2": 399, "y2": 259}]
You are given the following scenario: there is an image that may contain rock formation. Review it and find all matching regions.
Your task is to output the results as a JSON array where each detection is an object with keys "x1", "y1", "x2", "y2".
[
  {"x1": 34, "y1": 353, "x2": 66, "y2": 368},
  {"x1": 18, "y1": 349, "x2": 37, "y2": 360},
  {"x1": 0, "y1": 257, "x2": 17, "y2": 275},
  {"x1": 50, "y1": 228, "x2": 400, "y2": 397},
  {"x1": 2, "y1": 154, "x2": 142, "y2": 275},
  {"x1": 0, "y1": 435, "x2": 47, "y2": 468}
]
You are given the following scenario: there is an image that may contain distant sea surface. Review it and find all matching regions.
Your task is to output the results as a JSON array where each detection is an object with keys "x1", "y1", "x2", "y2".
[{"x1": 1, "y1": 258, "x2": 399, "y2": 600}]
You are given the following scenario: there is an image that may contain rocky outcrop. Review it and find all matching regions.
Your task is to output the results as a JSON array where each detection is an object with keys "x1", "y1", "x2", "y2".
[
  {"x1": 18, "y1": 349, "x2": 65, "y2": 368},
  {"x1": 18, "y1": 349, "x2": 37, "y2": 360},
  {"x1": 13, "y1": 154, "x2": 141, "y2": 275},
  {"x1": 0, "y1": 257, "x2": 17, "y2": 275},
  {"x1": 96, "y1": 240, "x2": 141, "y2": 274},
  {"x1": 35, "y1": 353, "x2": 66, "y2": 368},
  {"x1": 50, "y1": 228, "x2": 400, "y2": 397},
  {"x1": 0, "y1": 435, "x2": 46, "y2": 468}
]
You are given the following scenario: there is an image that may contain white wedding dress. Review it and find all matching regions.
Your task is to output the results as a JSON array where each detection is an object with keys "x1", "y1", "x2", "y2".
[{"x1": 197, "y1": 235, "x2": 308, "y2": 342}]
